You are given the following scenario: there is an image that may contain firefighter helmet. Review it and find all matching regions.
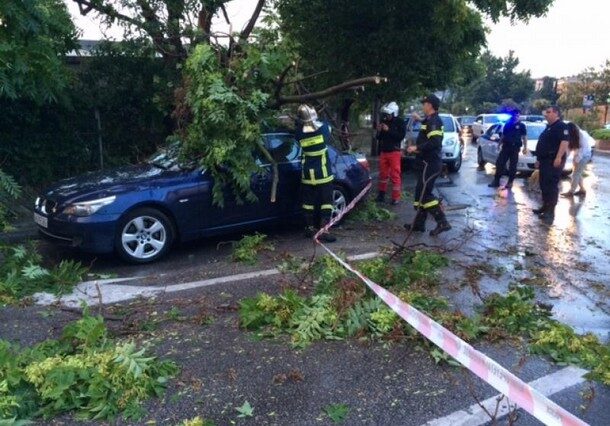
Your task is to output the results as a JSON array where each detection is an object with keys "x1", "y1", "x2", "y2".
[{"x1": 381, "y1": 102, "x2": 399, "y2": 118}]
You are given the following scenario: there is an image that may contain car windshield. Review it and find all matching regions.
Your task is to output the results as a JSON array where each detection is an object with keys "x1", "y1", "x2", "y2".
[
  {"x1": 440, "y1": 116, "x2": 455, "y2": 132},
  {"x1": 460, "y1": 116, "x2": 475, "y2": 124},
  {"x1": 526, "y1": 125, "x2": 545, "y2": 140},
  {"x1": 147, "y1": 143, "x2": 192, "y2": 170},
  {"x1": 484, "y1": 115, "x2": 500, "y2": 124}
]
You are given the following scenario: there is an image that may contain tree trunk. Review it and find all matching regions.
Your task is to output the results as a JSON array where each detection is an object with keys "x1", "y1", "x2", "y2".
[{"x1": 370, "y1": 95, "x2": 382, "y2": 157}]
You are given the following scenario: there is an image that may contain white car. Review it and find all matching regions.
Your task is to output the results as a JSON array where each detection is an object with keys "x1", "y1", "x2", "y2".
[
  {"x1": 477, "y1": 122, "x2": 573, "y2": 174},
  {"x1": 472, "y1": 114, "x2": 507, "y2": 141},
  {"x1": 401, "y1": 114, "x2": 464, "y2": 172}
]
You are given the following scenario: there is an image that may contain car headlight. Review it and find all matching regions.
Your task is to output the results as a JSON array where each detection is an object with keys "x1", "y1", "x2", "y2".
[
  {"x1": 443, "y1": 138, "x2": 457, "y2": 147},
  {"x1": 63, "y1": 195, "x2": 116, "y2": 217}
]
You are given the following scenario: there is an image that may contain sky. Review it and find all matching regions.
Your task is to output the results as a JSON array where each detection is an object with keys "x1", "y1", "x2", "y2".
[{"x1": 66, "y1": 0, "x2": 610, "y2": 78}]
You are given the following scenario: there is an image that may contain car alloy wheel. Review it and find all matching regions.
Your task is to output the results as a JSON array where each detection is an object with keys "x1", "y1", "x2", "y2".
[
  {"x1": 121, "y1": 216, "x2": 167, "y2": 260},
  {"x1": 331, "y1": 187, "x2": 348, "y2": 221},
  {"x1": 116, "y1": 207, "x2": 174, "y2": 263}
]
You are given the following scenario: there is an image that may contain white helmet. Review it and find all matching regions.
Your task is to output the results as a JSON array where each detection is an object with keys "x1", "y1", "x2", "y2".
[{"x1": 381, "y1": 101, "x2": 399, "y2": 118}]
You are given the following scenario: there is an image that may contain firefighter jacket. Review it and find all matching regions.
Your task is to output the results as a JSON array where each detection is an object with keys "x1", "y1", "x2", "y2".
[
  {"x1": 295, "y1": 122, "x2": 335, "y2": 186},
  {"x1": 415, "y1": 113, "x2": 444, "y2": 165},
  {"x1": 378, "y1": 117, "x2": 406, "y2": 152}
]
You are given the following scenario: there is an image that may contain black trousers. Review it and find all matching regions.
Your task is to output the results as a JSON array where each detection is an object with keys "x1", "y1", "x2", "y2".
[
  {"x1": 539, "y1": 158, "x2": 563, "y2": 210},
  {"x1": 414, "y1": 160, "x2": 442, "y2": 209},
  {"x1": 302, "y1": 182, "x2": 333, "y2": 228},
  {"x1": 494, "y1": 145, "x2": 520, "y2": 182}
]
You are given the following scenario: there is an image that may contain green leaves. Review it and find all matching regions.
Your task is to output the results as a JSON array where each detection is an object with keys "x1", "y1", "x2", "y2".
[
  {"x1": 0, "y1": 0, "x2": 77, "y2": 103},
  {"x1": 323, "y1": 403, "x2": 349, "y2": 423},
  {"x1": 180, "y1": 39, "x2": 292, "y2": 206},
  {"x1": 235, "y1": 401, "x2": 254, "y2": 418},
  {"x1": 0, "y1": 311, "x2": 178, "y2": 422},
  {"x1": 0, "y1": 244, "x2": 88, "y2": 305},
  {"x1": 232, "y1": 233, "x2": 275, "y2": 265}
]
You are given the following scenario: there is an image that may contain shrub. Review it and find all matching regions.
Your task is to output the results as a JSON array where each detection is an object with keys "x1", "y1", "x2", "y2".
[
  {"x1": 0, "y1": 310, "x2": 179, "y2": 422},
  {"x1": 591, "y1": 128, "x2": 610, "y2": 140}
]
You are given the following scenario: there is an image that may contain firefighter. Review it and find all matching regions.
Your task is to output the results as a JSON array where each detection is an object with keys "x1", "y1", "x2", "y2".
[
  {"x1": 488, "y1": 109, "x2": 528, "y2": 189},
  {"x1": 295, "y1": 104, "x2": 337, "y2": 243},
  {"x1": 375, "y1": 102, "x2": 406, "y2": 205},
  {"x1": 404, "y1": 94, "x2": 451, "y2": 236},
  {"x1": 533, "y1": 105, "x2": 570, "y2": 223}
]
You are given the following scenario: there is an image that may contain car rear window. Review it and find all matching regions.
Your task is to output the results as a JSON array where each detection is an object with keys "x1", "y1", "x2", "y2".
[
  {"x1": 441, "y1": 116, "x2": 455, "y2": 132},
  {"x1": 484, "y1": 115, "x2": 500, "y2": 124}
]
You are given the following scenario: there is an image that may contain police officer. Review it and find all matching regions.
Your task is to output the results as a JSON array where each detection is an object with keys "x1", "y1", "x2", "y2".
[
  {"x1": 295, "y1": 104, "x2": 336, "y2": 242},
  {"x1": 404, "y1": 95, "x2": 451, "y2": 236},
  {"x1": 488, "y1": 109, "x2": 528, "y2": 189},
  {"x1": 533, "y1": 105, "x2": 570, "y2": 222},
  {"x1": 375, "y1": 101, "x2": 406, "y2": 205}
]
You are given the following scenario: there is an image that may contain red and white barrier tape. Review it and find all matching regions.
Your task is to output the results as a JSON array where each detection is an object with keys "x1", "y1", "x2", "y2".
[{"x1": 314, "y1": 182, "x2": 587, "y2": 426}]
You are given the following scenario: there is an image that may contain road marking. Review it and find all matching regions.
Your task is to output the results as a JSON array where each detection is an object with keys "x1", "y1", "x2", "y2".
[
  {"x1": 422, "y1": 366, "x2": 588, "y2": 426},
  {"x1": 34, "y1": 251, "x2": 381, "y2": 307}
]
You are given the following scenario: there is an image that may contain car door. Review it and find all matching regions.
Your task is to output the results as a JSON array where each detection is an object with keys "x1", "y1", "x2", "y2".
[
  {"x1": 474, "y1": 115, "x2": 483, "y2": 137},
  {"x1": 481, "y1": 124, "x2": 498, "y2": 161},
  {"x1": 261, "y1": 133, "x2": 302, "y2": 218},
  {"x1": 488, "y1": 124, "x2": 504, "y2": 163}
]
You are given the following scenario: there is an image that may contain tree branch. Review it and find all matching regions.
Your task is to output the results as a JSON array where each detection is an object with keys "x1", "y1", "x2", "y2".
[
  {"x1": 273, "y1": 76, "x2": 388, "y2": 107},
  {"x1": 239, "y1": 0, "x2": 265, "y2": 42},
  {"x1": 71, "y1": 0, "x2": 145, "y2": 29}
]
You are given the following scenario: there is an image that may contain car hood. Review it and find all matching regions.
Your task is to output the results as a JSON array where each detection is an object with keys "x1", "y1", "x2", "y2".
[{"x1": 43, "y1": 164, "x2": 181, "y2": 204}]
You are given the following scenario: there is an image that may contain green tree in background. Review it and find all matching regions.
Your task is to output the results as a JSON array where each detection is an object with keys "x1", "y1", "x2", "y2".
[
  {"x1": 0, "y1": 0, "x2": 77, "y2": 103},
  {"x1": 458, "y1": 51, "x2": 534, "y2": 111}
]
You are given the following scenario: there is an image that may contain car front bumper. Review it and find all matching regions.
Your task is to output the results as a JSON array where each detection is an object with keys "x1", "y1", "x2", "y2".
[{"x1": 34, "y1": 211, "x2": 119, "y2": 254}]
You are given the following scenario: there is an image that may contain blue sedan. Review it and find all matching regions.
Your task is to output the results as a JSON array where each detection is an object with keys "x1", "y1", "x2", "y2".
[{"x1": 33, "y1": 133, "x2": 371, "y2": 263}]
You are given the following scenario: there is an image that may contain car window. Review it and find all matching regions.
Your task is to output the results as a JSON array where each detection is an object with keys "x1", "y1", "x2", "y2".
[
  {"x1": 264, "y1": 134, "x2": 300, "y2": 163},
  {"x1": 440, "y1": 116, "x2": 455, "y2": 132},
  {"x1": 484, "y1": 115, "x2": 500, "y2": 124},
  {"x1": 475, "y1": 116, "x2": 483, "y2": 124},
  {"x1": 526, "y1": 125, "x2": 545, "y2": 140},
  {"x1": 484, "y1": 124, "x2": 499, "y2": 137}
]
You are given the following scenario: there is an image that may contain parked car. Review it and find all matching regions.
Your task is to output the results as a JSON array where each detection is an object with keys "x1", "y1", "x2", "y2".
[
  {"x1": 477, "y1": 122, "x2": 573, "y2": 174},
  {"x1": 33, "y1": 133, "x2": 371, "y2": 263},
  {"x1": 401, "y1": 113, "x2": 464, "y2": 172},
  {"x1": 472, "y1": 114, "x2": 506, "y2": 141},
  {"x1": 457, "y1": 115, "x2": 476, "y2": 143},
  {"x1": 521, "y1": 114, "x2": 545, "y2": 123}
]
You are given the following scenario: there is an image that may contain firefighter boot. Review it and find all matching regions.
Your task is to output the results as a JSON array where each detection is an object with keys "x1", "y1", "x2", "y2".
[
  {"x1": 404, "y1": 209, "x2": 427, "y2": 233},
  {"x1": 429, "y1": 206, "x2": 451, "y2": 236},
  {"x1": 375, "y1": 191, "x2": 386, "y2": 203},
  {"x1": 304, "y1": 214, "x2": 316, "y2": 239}
]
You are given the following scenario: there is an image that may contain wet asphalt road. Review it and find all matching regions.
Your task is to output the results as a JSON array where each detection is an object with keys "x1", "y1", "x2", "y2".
[{"x1": 29, "y1": 143, "x2": 610, "y2": 425}]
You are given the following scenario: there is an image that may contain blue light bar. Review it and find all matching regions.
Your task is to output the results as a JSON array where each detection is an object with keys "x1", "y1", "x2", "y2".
[{"x1": 497, "y1": 113, "x2": 512, "y2": 122}]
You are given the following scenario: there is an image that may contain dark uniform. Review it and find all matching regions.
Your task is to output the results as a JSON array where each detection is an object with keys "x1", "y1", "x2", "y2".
[
  {"x1": 491, "y1": 118, "x2": 527, "y2": 186},
  {"x1": 535, "y1": 119, "x2": 569, "y2": 214},
  {"x1": 295, "y1": 122, "x2": 334, "y2": 230},
  {"x1": 410, "y1": 112, "x2": 450, "y2": 234}
]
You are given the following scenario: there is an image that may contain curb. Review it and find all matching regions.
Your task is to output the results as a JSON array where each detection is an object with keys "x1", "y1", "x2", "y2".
[
  {"x1": 593, "y1": 147, "x2": 610, "y2": 157},
  {"x1": 0, "y1": 228, "x2": 40, "y2": 244}
]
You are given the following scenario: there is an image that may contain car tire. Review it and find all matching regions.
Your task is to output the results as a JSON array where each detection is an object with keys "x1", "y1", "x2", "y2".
[
  {"x1": 331, "y1": 184, "x2": 351, "y2": 224},
  {"x1": 448, "y1": 151, "x2": 463, "y2": 173},
  {"x1": 477, "y1": 148, "x2": 486, "y2": 169},
  {"x1": 115, "y1": 207, "x2": 174, "y2": 264}
]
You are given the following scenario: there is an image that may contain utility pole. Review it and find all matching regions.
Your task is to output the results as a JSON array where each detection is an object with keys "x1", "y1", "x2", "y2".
[
  {"x1": 605, "y1": 92, "x2": 610, "y2": 125},
  {"x1": 94, "y1": 108, "x2": 104, "y2": 170}
]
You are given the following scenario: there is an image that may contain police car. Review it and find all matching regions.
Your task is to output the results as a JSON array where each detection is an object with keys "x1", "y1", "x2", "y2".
[
  {"x1": 477, "y1": 122, "x2": 574, "y2": 174},
  {"x1": 401, "y1": 114, "x2": 464, "y2": 172}
]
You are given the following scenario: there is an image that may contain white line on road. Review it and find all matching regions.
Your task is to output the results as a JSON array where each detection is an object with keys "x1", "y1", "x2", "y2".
[
  {"x1": 422, "y1": 366, "x2": 589, "y2": 426},
  {"x1": 34, "y1": 251, "x2": 381, "y2": 307}
]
